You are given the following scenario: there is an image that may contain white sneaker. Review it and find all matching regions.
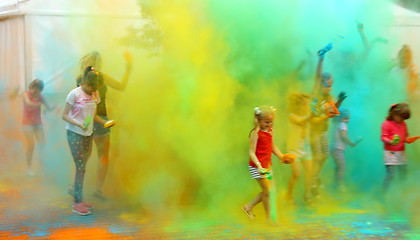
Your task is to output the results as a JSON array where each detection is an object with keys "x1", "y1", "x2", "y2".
[{"x1": 26, "y1": 169, "x2": 35, "y2": 176}]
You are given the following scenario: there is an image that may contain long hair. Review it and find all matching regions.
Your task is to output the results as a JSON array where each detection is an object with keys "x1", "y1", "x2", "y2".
[
  {"x1": 77, "y1": 51, "x2": 101, "y2": 85},
  {"x1": 81, "y1": 66, "x2": 101, "y2": 89},
  {"x1": 287, "y1": 92, "x2": 310, "y2": 114}
]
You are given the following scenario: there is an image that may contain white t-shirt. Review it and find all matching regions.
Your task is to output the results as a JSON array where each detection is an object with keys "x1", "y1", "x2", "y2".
[
  {"x1": 66, "y1": 87, "x2": 100, "y2": 136},
  {"x1": 332, "y1": 122, "x2": 348, "y2": 150}
]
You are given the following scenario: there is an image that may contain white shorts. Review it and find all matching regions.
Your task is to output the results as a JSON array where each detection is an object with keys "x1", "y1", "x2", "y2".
[{"x1": 288, "y1": 144, "x2": 311, "y2": 161}]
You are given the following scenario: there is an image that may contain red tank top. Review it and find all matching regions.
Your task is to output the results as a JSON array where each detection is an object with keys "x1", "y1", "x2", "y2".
[
  {"x1": 22, "y1": 91, "x2": 43, "y2": 126},
  {"x1": 249, "y1": 129, "x2": 273, "y2": 168}
]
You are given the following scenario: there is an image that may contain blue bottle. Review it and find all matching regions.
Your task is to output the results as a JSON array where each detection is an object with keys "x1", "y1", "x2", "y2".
[{"x1": 318, "y1": 42, "x2": 333, "y2": 57}]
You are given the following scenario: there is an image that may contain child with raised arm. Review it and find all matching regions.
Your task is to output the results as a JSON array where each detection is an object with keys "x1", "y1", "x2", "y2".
[{"x1": 309, "y1": 48, "x2": 346, "y2": 197}]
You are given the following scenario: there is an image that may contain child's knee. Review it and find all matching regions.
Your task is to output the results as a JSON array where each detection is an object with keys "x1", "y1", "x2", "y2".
[{"x1": 263, "y1": 191, "x2": 270, "y2": 198}]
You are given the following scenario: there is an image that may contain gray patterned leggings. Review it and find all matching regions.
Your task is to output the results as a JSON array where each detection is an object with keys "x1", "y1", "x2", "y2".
[
  {"x1": 67, "y1": 130, "x2": 93, "y2": 203},
  {"x1": 331, "y1": 148, "x2": 345, "y2": 187}
]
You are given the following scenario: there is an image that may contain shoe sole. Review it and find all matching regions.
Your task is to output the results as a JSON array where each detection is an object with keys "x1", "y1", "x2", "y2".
[
  {"x1": 241, "y1": 206, "x2": 255, "y2": 220},
  {"x1": 72, "y1": 209, "x2": 91, "y2": 216}
]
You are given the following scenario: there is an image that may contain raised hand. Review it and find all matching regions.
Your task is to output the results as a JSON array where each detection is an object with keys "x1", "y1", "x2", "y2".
[
  {"x1": 123, "y1": 51, "x2": 133, "y2": 66},
  {"x1": 338, "y1": 91, "x2": 348, "y2": 102}
]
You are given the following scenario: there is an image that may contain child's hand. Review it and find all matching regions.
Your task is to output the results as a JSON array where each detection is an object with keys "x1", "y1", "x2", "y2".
[
  {"x1": 123, "y1": 51, "x2": 133, "y2": 66},
  {"x1": 389, "y1": 134, "x2": 400, "y2": 145},
  {"x1": 338, "y1": 91, "x2": 348, "y2": 102},
  {"x1": 258, "y1": 168, "x2": 272, "y2": 180},
  {"x1": 78, "y1": 122, "x2": 88, "y2": 131},
  {"x1": 104, "y1": 120, "x2": 116, "y2": 128},
  {"x1": 282, "y1": 153, "x2": 296, "y2": 164}
]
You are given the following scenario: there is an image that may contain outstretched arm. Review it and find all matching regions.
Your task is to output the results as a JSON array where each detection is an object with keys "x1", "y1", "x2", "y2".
[
  {"x1": 340, "y1": 130, "x2": 360, "y2": 147},
  {"x1": 289, "y1": 113, "x2": 311, "y2": 126},
  {"x1": 310, "y1": 114, "x2": 329, "y2": 124},
  {"x1": 103, "y1": 52, "x2": 133, "y2": 91},
  {"x1": 272, "y1": 145, "x2": 283, "y2": 160},
  {"x1": 312, "y1": 56, "x2": 324, "y2": 95},
  {"x1": 357, "y1": 23, "x2": 371, "y2": 59},
  {"x1": 42, "y1": 99, "x2": 55, "y2": 111}
]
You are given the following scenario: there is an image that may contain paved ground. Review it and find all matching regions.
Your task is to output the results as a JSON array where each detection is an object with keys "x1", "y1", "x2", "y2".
[{"x1": 0, "y1": 171, "x2": 419, "y2": 240}]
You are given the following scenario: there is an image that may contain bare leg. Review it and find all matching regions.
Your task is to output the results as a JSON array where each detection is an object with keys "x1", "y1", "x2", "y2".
[
  {"x1": 245, "y1": 192, "x2": 262, "y2": 210},
  {"x1": 257, "y1": 178, "x2": 273, "y2": 221},
  {"x1": 302, "y1": 159, "x2": 313, "y2": 201},
  {"x1": 23, "y1": 130, "x2": 35, "y2": 171},
  {"x1": 286, "y1": 161, "x2": 300, "y2": 203},
  {"x1": 34, "y1": 128, "x2": 45, "y2": 169}
]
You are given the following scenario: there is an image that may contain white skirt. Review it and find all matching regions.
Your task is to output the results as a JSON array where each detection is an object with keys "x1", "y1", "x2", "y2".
[{"x1": 384, "y1": 150, "x2": 407, "y2": 165}]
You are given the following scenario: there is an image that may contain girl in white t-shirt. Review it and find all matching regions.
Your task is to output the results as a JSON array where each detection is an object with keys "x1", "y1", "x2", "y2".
[
  {"x1": 330, "y1": 108, "x2": 362, "y2": 191},
  {"x1": 62, "y1": 66, "x2": 112, "y2": 216}
]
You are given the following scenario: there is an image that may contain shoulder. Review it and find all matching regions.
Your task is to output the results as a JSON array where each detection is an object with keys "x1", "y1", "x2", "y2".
[
  {"x1": 249, "y1": 129, "x2": 259, "y2": 137},
  {"x1": 381, "y1": 120, "x2": 393, "y2": 128},
  {"x1": 67, "y1": 87, "x2": 81, "y2": 97},
  {"x1": 69, "y1": 87, "x2": 81, "y2": 94}
]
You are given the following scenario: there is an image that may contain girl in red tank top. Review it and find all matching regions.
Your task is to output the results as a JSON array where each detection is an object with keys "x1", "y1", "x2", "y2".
[
  {"x1": 242, "y1": 106, "x2": 285, "y2": 225},
  {"x1": 22, "y1": 79, "x2": 54, "y2": 176}
]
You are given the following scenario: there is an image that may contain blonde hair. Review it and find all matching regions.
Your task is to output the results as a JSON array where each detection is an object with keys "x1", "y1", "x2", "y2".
[
  {"x1": 253, "y1": 106, "x2": 276, "y2": 131},
  {"x1": 80, "y1": 51, "x2": 101, "y2": 76},
  {"x1": 287, "y1": 92, "x2": 311, "y2": 114}
]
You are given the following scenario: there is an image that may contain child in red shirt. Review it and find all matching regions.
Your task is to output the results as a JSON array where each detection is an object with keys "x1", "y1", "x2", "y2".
[
  {"x1": 381, "y1": 103, "x2": 419, "y2": 192},
  {"x1": 22, "y1": 79, "x2": 53, "y2": 176},
  {"x1": 242, "y1": 106, "x2": 284, "y2": 224}
]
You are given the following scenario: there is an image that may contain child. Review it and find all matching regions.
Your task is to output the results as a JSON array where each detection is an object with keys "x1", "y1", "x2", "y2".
[
  {"x1": 309, "y1": 48, "x2": 346, "y2": 197},
  {"x1": 242, "y1": 106, "x2": 284, "y2": 224},
  {"x1": 330, "y1": 108, "x2": 362, "y2": 191},
  {"x1": 286, "y1": 92, "x2": 313, "y2": 204},
  {"x1": 381, "y1": 103, "x2": 419, "y2": 193},
  {"x1": 62, "y1": 66, "x2": 113, "y2": 216},
  {"x1": 76, "y1": 51, "x2": 132, "y2": 200},
  {"x1": 22, "y1": 79, "x2": 53, "y2": 176}
]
